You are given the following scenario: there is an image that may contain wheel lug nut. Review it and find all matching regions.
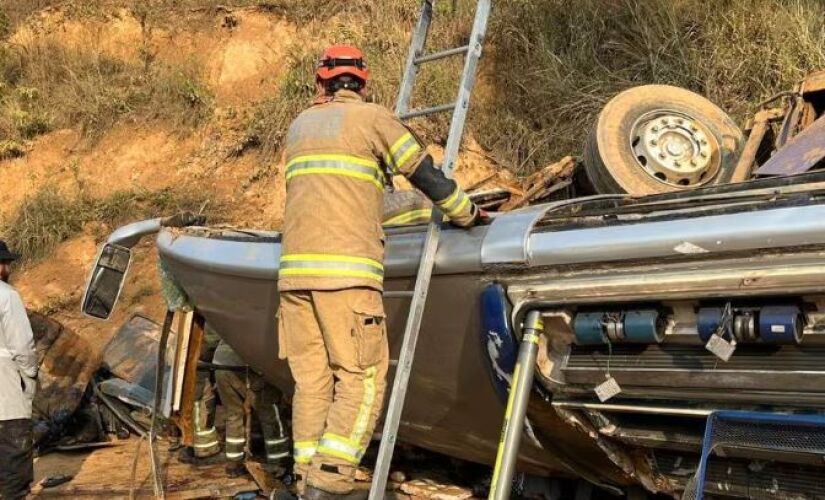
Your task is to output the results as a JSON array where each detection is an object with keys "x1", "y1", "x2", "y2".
[
  {"x1": 700, "y1": 152, "x2": 708, "y2": 158},
  {"x1": 676, "y1": 118, "x2": 684, "y2": 124},
  {"x1": 652, "y1": 126, "x2": 659, "y2": 132},
  {"x1": 659, "y1": 153, "x2": 666, "y2": 160},
  {"x1": 650, "y1": 139, "x2": 658, "y2": 146},
  {"x1": 690, "y1": 160, "x2": 697, "y2": 166}
]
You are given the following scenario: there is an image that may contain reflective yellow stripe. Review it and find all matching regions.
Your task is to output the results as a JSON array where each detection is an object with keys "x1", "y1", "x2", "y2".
[
  {"x1": 316, "y1": 367, "x2": 377, "y2": 465},
  {"x1": 294, "y1": 440, "x2": 318, "y2": 464},
  {"x1": 286, "y1": 154, "x2": 385, "y2": 190},
  {"x1": 280, "y1": 254, "x2": 382, "y2": 267},
  {"x1": 287, "y1": 168, "x2": 384, "y2": 190},
  {"x1": 395, "y1": 142, "x2": 421, "y2": 171},
  {"x1": 439, "y1": 187, "x2": 462, "y2": 209},
  {"x1": 279, "y1": 268, "x2": 383, "y2": 281},
  {"x1": 288, "y1": 154, "x2": 378, "y2": 168},
  {"x1": 383, "y1": 208, "x2": 432, "y2": 226},
  {"x1": 280, "y1": 254, "x2": 384, "y2": 283},
  {"x1": 390, "y1": 133, "x2": 414, "y2": 156},
  {"x1": 351, "y1": 367, "x2": 377, "y2": 445},
  {"x1": 318, "y1": 433, "x2": 364, "y2": 464},
  {"x1": 436, "y1": 187, "x2": 471, "y2": 218},
  {"x1": 385, "y1": 133, "x2": 422, "y2": 173}
]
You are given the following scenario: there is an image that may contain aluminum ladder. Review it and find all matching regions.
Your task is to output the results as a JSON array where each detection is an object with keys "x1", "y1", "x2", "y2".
[{"x1": 368, "y1": 0, "x2": 492, "y2": 497}]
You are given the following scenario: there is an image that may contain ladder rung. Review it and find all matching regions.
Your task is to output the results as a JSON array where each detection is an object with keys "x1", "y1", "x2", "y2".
[
  {"x1": 400, "y1": 103, "x2": 456, "y2": 121},
  {"x1": 414, "y1": 45, "x2": 470, "y2": 64},
  {"x1": 383, "y1": 291, "x2": 415, "y2": 299}
]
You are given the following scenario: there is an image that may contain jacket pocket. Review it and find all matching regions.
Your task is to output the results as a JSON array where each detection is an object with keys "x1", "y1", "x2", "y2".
[
  {"x1": 277, "y1": 306, "x2": 289, "y2": 360},
  {"x1": 352, "y1": 302, "x2": 386, "y2": 369},
  {"x1": 19, "y1": 372, "x2": 35, "y2": 400}
]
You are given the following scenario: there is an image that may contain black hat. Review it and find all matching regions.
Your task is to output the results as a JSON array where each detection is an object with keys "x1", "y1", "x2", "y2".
[{"x1": 0, "y1": 240, "x2": 20, "y2": 262}]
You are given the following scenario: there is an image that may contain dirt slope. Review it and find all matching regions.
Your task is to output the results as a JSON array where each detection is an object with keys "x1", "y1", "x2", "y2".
[{"x1": 1, "y1": 5, "x2": 508, "y2": 365}]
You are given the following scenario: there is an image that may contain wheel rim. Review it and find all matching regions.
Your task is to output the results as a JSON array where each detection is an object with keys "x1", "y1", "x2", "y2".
[{"x1": 629, "y1": 110, "x2": 721, "y2": 188}]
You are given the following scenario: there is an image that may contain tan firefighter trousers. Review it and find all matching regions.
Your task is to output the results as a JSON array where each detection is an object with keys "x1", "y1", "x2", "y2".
[{"x1": 279, "y1": 288, "x2": 389, "y2": 494}]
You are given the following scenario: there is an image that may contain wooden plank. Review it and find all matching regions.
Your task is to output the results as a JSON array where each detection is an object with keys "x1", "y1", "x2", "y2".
[
  {"x1": 172, "y1": 311, "x2": 194, "y2": 412},
  {"x1": 500, "y1": 156, "x2": 576, "y2": 211},
  {"x1": 32, "y1": 438, "x2": 256, "y2": 498},
  {"x1": 170, "y1": 311, "x2": 205, "y2": 446}
]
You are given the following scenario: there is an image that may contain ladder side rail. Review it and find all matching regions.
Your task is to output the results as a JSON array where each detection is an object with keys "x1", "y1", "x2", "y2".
[
  {"x1": 396, "y1": 1, "x2": 434, "y2": 116},
  {"x1": 441, "y1": 0, "x2": 491, "y2": 178},
  {"x1": 371, "y1": 1, "x2": 492, "y2": 497},
  {"x1": 368, "y1": 214, "x2": 443, "y2": 498}
]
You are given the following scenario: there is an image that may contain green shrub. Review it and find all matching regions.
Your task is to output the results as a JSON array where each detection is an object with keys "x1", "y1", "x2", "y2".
[
  {"x1": 1, "y1": 185, "x2": 217, "y2": 264},
  {"x1": 0, "y1": 139, "x2": 25, "y2": 160}
]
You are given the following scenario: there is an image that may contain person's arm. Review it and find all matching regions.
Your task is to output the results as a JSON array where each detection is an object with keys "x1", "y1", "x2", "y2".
[
  {"x1": 2, "y1": 290, "x2": 37, "y2": 380},
  {"x1": 375, "y1": 109, "x2": 480, "y2": 227}
]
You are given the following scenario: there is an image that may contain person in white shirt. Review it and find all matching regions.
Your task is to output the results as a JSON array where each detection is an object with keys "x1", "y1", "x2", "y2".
[{"x1": 0, "y1": 241, "x2": 37, "y2": 499}]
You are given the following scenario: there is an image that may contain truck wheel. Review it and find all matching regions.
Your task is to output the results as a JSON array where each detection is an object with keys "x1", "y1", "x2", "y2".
[{"x1": 583, "y1": 85, "x2": 744, "y2": 195}]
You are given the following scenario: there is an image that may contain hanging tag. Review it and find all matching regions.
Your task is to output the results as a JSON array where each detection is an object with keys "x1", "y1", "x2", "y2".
[
  {"x1": 594, "y1": 375, "x2": 622, "y2": 402},
  {"x1": 705, "y1": 332, "x2": 736, "y2": 361}
]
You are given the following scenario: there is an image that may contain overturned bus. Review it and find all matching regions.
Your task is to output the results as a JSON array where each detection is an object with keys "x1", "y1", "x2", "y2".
[{"x1": 82, "y1": 171, "x2": 825, "y2": 498}]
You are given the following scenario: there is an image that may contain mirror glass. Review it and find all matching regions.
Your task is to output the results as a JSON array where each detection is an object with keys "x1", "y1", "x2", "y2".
[{"x1": 82, "y1": 244, "x2": 131, "y2": 319}]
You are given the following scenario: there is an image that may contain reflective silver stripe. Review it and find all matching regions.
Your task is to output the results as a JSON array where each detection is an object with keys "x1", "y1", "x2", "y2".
[
  {"x1": 386, "y1": 134, "x2": 421, "y2": 173},
  {"x1": 279, "y1": 254, "x2": 384, "y2": 282},
  {"x1": 279, "y1": 260, "x2": 383, "y2": 276},
  {"x1": 436, "y1": 187, "x2": 471, "y2": 217},
  {"x1": 226, "y1": 437, "x2": 246, "y2": 444},
  {"x1": 267, "y1": 451, "x2": 290, "y2": 460},
  {"x1": 226, "y1": 451, "x2": 244, "y2": 459},
  {"x1": 266, "y1": 438, "x2": 288, "y2": 445},
  {"x1": 285, "y1": 156, "x2": 385, "y2": 190},
  {"x1": 195, "y1": 440, "x2": 220, "y2": 448},
  {"x1": 196, "y1": 428, "x2": 217, "y2": 437},
  {"x1": 272, "y1": 404, "x2": 285, "y2": 438},
  {"x1": 318, "y1": 435, "x2": 364, "y2": 464},
  {"x1": 294, "y1": 441, "x2": 318, "y2": 464}
]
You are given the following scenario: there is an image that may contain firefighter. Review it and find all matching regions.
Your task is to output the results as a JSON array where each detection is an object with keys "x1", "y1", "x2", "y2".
[
  {"x1": 178, "y1": 326, "x2": 222, "y2": 465},
  {"x1": 213, "y1": 340, "x2": 290, "y2": 477},
  {"x1": 0, "y1": 240, "x2": 37, "y2": 499},
  {"x1": 277, "y1": 45, "x2": 485, "y2": 499}
]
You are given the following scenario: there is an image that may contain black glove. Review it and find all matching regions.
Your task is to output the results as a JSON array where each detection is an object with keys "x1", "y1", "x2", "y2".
[{"x1": 160, "y1": 211, "x2": 207, "y2": 228}]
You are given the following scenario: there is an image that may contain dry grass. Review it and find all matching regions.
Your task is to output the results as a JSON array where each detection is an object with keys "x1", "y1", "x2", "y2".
[
  {"x1": 2, "y1": 186, "x2": 216, "y2": 263},
  {"x1": 0, "y1": 31, "x2": 212, "y2": 143},
  {"x1": 242, "y1": 0, "x2": 825, "y2": 175}
]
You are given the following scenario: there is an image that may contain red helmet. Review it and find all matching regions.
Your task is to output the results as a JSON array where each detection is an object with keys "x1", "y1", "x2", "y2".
[{"x1": 316, "y1": 45, "x2": 370, "y2": 84}]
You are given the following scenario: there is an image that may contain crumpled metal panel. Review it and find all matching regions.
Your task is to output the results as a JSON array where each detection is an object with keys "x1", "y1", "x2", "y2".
[
  {"x1": 756, "y1": 113, "x2": 825, "y2": 176},
  {"x1": 102, "y1": 314, "x2": 161, "y2": 390}
]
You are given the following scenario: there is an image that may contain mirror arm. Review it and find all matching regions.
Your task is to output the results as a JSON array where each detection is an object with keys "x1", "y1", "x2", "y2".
[{"x1": 106, "y1": 218, "x2": 163, "y2": 248}]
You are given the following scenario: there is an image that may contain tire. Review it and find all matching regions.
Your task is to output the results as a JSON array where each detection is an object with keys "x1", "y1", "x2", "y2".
[{"x1": 583, "y1": 85, "x2": 744, "y2": 196}]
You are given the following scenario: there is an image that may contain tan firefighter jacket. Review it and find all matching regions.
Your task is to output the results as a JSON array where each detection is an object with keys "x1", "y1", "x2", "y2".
[{"x1": 279, "y1": 90, "x2": 476, "y2": 292}]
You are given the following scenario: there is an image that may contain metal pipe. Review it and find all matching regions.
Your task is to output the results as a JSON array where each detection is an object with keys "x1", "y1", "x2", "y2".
[
  {"x1": 552, "y1": 400, "x2": 712, "y2": 417},
  {"x1": 399, "y1": 102, "x2": 456, "y2": 121},
  {"x1": 149, "y1": 310, "x2": 173, "y2": 499},
  {"x1": 414, "y1": 45, "x2": 469, "y2": 64},
  {"x1": 489, "y1": 310, "x2": 544, "y2": 500}
]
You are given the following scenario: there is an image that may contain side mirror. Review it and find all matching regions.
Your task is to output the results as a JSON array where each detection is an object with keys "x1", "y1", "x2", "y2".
[{"x1": 82, "y1": 243, "x2": 132, "y2": 319}]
